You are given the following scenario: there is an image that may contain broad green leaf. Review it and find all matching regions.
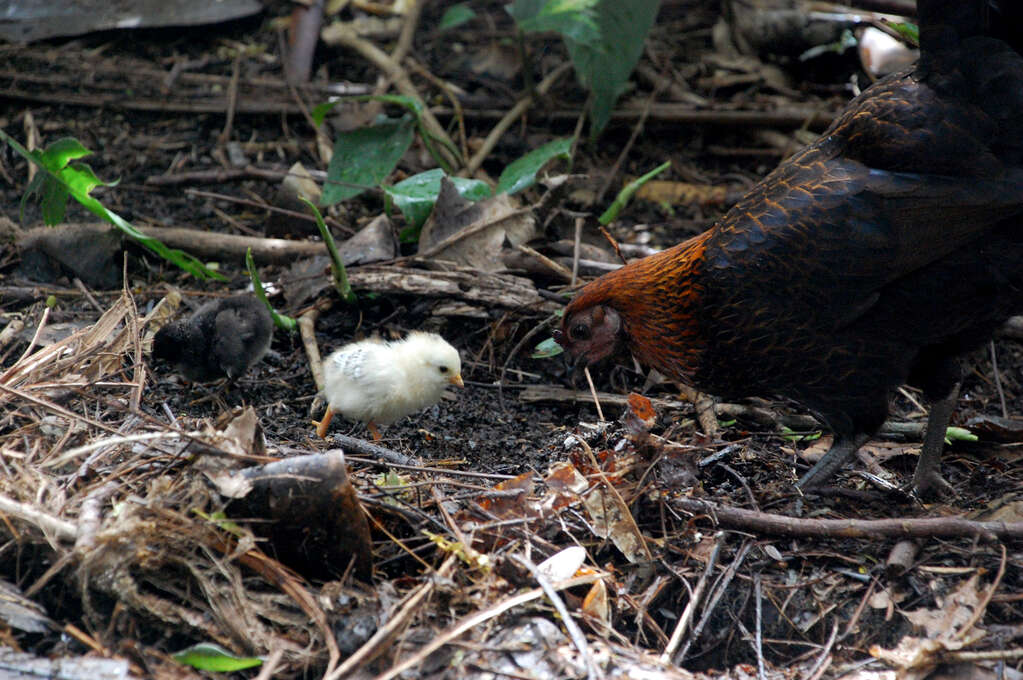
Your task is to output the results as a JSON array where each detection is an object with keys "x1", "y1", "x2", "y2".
[
  {"x1": 384, "y1": 168, "x2": 492, "y2": 239},
  {"x1": 532, "y1": 337, "x2": 564, "y2": 359},
  {"x1": 32, "y1": 137, "x2": 92, "y2": 172},
  {"x1": 322, "y1": 115, "x2": 416, "y2": 205},
  {"x1": 497, "y1": 137, "x2": 572, "y2": 195},
  {"x1": 172, "y1": 643, "x2": 262, "y2": 672},
  {"x1": 440, "y1": 3, "x2": 476, "y2": 30},
  {"x1": 507, "y1": 0, "x2": 600, "y2": 45},
  {"x1": 566, "y1": 0, "x2": 661, "y2": 135}
]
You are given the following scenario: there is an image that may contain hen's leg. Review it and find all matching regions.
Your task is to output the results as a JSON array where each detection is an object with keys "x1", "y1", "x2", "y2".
[
  {"x1": 911, "y1": 382, "x2": 959, "y2": 497},
  {"x1": 796, "y1": 432, "x2": 871, "y2": 489},
  {"x1": 314, "y1": 407, "x2": 334, "y2": 438}
]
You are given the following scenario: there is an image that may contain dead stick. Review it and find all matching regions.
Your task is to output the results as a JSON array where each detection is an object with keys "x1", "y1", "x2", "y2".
[{"x1": 673, "y1": 497, "x2": 1023, "y2": 540}]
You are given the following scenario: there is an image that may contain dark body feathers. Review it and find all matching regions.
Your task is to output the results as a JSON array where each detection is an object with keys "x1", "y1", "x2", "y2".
[
  {"x1": 152, "y1": 295, "x2": 273, "y2": 382},
  {"x1": 558, "y1": 0, "x2": 1023, "y2": 492}
]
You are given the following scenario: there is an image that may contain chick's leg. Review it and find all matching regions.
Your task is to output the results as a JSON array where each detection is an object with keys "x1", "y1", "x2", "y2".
[
  {"x1": 911, "y1": 382, "x2": 959, "y2": 498},
  {"x1": 367, "y1": 422, "x2": 381, "y2": 441},
  {"x1": 314, "y1": 407, "x2": 334, "y2": 438},
  {"x1": 796, "y1": 432, "x2": 871, "y2": 490}
]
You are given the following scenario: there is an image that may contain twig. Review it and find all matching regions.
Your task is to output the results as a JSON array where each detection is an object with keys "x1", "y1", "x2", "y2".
[
  {"x1": 298, "y1": 305, "x2": 325, "y2": 393},
  {"x1": 990, "y1": 341, "x2": 1009, "y2": 418},
  {"x1": 594, "y1": 75, "x2": 667, "y2": 206},
  {"x1": 464, "y1": 63, "x2": 573, "y2": 176},
  {"x1": 672, "y1": 497, "x2": 1023, "y2": 539},
  {"x1": 516, "y1": 243, "x2": 574, "y2": 281},
  {"x1": 577, "y1": 438, "x2": 653, "y2": 561},
  {"x1": 955, "y1": 544, "x2": 1007, "y2": 641},
  {"x1": 753, "y1": 573, "x2": 765, "y2": 680},
  {"x1": 406, "y1": 59, "x2": 469, "y2": 163},
  {"x1": 72, "y1": 278, "x2": 104, "y2": 313},
  {"x1": 572, "y1": 216, "x2": 584, "y2": 287},
  {"x1": 321, "y1": 24, "x2": 460, "y2": 169},
  {"x1": 661, "y1": 531, "x2": 723, "y2": 662},
  {"x1": 217, "y1": 53, "x2": 241, "y2": 144},
  {"x1": 842, "y1": 576, "x2": 877, "y2": 640},
  {"x1": 598, "y1": 225, "x2": 627, "y2": 265},
  {"x1": 0, "y1": 493, "x2": 77, "y2": 543},
  {"x1": 325, "y1": 556, "x2": 459, "y2": 680},
  {"x1": 676, "y1": 539, "x2": 752, "y2": 663},
  {"x1": 373, "y1": 573, "x2": 603, "y2": 680},
  {"x1": 513, "y1": 555, "x2": 604, "y2": 680},
  {"x1": 584, "y1": 366, "x2": 605, "y2": 422},
  {"x1": 805, "y1": 619, "x2": 839, "y2": 680},
  {"x1": 343, "y1": 456, "x2": 519, "y2": 480},
  {"x1": 326, "y1": 438, "x2": 418, "y2": 467},
  {"x1": 412, "y1": 207, "x2": 534, "y2": 261},
  {"x1": 253, "y1": 646, "x2": 286, "y2": 680}
]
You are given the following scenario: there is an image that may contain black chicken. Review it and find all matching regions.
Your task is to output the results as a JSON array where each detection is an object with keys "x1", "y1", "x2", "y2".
[{"x1": 556, "y1": 0, "x2": 1023, "y2": 495}]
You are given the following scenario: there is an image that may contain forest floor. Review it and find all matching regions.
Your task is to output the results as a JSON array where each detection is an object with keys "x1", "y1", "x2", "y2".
[{"x1": 1, "y1": 1, "x2": 1021, "y2": 678}]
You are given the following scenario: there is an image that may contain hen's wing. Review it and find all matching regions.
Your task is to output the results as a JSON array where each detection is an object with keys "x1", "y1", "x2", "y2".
[{"x1": 704, "y1": 35, "x2": 1023, "y2": 330}]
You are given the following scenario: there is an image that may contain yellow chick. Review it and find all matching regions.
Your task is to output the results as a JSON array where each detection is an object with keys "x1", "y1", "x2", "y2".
[{"x1": 315, "y1": 332, "x2": 463, "y2": 440}]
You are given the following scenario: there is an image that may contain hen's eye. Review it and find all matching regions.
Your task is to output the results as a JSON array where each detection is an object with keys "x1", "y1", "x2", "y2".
[
  {"x1": 571, "y1": 323, "x2": 590, "y2": 340},
  {"x1": 438, "y1": 365, "x2": 449, "y2": 373}
]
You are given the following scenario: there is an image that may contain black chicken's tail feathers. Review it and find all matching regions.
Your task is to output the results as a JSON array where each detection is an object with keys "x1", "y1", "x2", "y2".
[
  {"x1": 916, "y1": 0, "x2": 1023, "y2": 164},
  {"x1": 917, "y1": 0, "x2": 1023, "y2": 56}
]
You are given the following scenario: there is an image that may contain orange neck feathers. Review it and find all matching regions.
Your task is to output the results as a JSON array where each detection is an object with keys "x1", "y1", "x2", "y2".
[{"x1": 569, "y1": 232, "x2": 710, "y2": 381}]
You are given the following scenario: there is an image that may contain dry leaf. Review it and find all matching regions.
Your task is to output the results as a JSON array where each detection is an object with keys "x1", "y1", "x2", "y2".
[{"x1": 418, "y1": 178, "x2": 536, "y2": 272}]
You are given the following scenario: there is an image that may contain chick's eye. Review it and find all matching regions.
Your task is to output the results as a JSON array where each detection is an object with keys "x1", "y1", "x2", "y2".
[
  {"x1": 570, "y1": 323, "x2": 591, "y2": 341},
  {"x1": 438, "y1": 365, "x2": 449, "y2": 373}
]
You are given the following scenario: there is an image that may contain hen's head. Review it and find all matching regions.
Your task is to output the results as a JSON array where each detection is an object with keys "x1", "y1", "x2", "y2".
[{"x1": 555, "y1": 303, "x2": 623, "y2": 366}]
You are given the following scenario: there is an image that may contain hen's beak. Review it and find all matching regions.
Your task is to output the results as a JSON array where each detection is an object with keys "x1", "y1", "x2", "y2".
[{"x1": 450, "y1": 373, "x2": 464, "y2": 387}]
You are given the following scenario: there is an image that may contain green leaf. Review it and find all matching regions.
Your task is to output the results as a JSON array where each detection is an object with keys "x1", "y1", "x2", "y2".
[
  {"x1": 311, "y1": 101, "x2": 336, "y2": 127},
  {"x1": 780, "y1": 426, "x2": 822, "y2": 443},
  {"x1": 440, "y1": 3, "x2": 476, "y2": 30},
  {"x1": 384, "y1": 169, "x2": 492, "y2": 239},
  {"x1": 299, "y1": 197, "x2": 356, "y2": 303},
  {"x1": 507, "y1": 0, "x2": 601, "y2": 45},
  {"x1": 322, "y1": 115, "x2": 416, "y2": 205},
  {"x1": 172, "y1": 643, "x2": 262, "y2": 672},
  {"x1": 566, "y1": 0, "x2": 661, "y2": 135},
  {"x1": 886, "y1": 20, "x2": 918, "y2": 45},
  {"x1": 532, "y1": 337, "x2": 564, "y2": 359},
  {"x1": 497, "y1": 138, "x2": 573, "y2": 195},
  {"x1": 945, "y1": 426, "x2": 977, "y2": 443},
  {"x1": 1, "y1": 132, "x2": 223, "y2": 281},
  {"x1": 245, "y1": 248, "x2": 299, "y2": 330},
  {"x1": 599, "y1": 160, "x2": 669, "y2": 224}
]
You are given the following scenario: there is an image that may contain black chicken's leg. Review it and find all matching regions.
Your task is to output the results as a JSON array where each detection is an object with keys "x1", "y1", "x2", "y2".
[
  {"x1": 912, "y1": 382, "x2": 959, "y2": 497},
  {"x1": 796, "y1": 432, "x2": 871, "y2": 489}
]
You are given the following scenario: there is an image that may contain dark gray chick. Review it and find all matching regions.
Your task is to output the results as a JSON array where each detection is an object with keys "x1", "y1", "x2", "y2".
[{"x1": 152, "y1": 295, "x2": 273, "y2": 382}]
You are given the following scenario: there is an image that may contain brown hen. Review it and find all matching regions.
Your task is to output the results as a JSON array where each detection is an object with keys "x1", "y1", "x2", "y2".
[{"x1": 556, "y1": 0, "x2": 1023, "y2": 495}]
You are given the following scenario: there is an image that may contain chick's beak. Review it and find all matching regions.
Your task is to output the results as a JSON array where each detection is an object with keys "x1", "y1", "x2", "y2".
[{"x1": 449, "y1": 373, "x2": 464, "y2": 388}]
